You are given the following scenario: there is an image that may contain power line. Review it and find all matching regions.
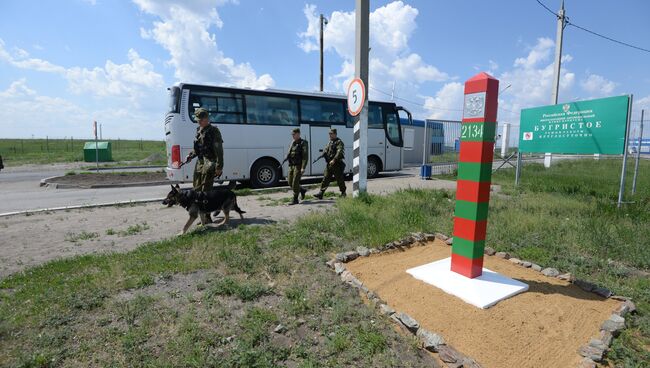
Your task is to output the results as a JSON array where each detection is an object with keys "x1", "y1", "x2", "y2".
[
  {"x1": 566, "y1": 22, "x2": 650, "y2": 54},
  {"x1": 535, "y1": 0, "x2": 558, "y2": 17},
  {"x1": 534, "y1": 0, "x2": 650, "y2": 54}
]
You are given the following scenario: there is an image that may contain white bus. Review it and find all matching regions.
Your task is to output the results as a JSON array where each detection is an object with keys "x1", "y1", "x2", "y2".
[{"x1": 164, "y1": 83, "x2": 411, "y2": 188}]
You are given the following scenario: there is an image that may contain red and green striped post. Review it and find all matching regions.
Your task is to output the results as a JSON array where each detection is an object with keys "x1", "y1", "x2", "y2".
[{"x1": 451, "y1": 72, "x2": 499, "y2": 278}]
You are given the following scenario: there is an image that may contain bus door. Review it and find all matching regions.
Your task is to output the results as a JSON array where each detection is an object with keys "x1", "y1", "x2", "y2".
[
  {"x1": 384, "y1": 106, "x2": 409, "y2": 170},
  {"x1": 310, "y1": 126, "x2": 331, "y2": 175}
]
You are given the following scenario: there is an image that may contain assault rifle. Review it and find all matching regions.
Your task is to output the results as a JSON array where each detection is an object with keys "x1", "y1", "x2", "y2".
[{"x1": 312, "y1": 153, "x2": 327, "y2": 164}]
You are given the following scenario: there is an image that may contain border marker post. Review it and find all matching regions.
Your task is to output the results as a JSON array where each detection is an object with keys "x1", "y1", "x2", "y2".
[{"x1": 451, "y1": 72, "x2": 499, "y2": 278}]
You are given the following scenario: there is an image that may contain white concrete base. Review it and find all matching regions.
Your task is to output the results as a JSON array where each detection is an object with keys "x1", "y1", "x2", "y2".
[
  {"x1": 406, "y1": 257, "x2": 528, "y2": 309},
  {"x1": 544, "y1": 152, "x2": 552, "y2": 167}
]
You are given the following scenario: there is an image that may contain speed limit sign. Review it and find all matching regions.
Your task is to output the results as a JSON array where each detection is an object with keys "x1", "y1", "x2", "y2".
[{"x1": 347, "y1": 78, "x2": 366, "y2": 116}]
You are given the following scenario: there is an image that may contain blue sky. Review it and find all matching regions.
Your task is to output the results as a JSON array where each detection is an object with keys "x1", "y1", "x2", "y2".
[{"x1": 0, "y1": 0, "x2": 648, "y2": 139}]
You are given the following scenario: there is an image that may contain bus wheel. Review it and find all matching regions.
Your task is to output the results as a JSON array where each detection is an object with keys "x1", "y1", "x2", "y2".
[
  {"x1": 367, "y1": 156, "x2": 381, "y2": 179},
  {"x1": 251, "y1": 158, "x2": 280, "y2": 188}
]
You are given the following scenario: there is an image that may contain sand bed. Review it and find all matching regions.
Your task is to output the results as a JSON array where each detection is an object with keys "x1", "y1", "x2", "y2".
[{"x1": 345, "y1": 240, "x2": 619, "y2": 368}]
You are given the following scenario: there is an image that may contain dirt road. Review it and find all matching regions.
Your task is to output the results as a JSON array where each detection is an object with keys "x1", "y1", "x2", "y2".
[{"x1": 0, "y1": 172, "x2": 462, "y2": 279}]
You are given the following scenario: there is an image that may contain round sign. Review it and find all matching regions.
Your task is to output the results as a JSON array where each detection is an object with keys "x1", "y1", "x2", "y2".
[{"x1": 347, "y1": 78, "x2": 366, "y2": 116}]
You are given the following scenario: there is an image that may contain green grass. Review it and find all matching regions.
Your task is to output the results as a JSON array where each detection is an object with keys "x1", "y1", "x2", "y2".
[
  {"x1": 0, "y1": 138, "x2": 165, "y2": 167},
  {"x1": 64, "y1": 231, "x2": 99, "y2": 243},
  {"x1": 0, "y1": 159, "x2": 649, "y2": 366}
]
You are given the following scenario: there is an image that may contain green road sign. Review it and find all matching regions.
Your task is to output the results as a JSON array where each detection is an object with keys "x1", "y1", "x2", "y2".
[{"x1": 519, "y1": 95, "x2": 629, "y2": 154}]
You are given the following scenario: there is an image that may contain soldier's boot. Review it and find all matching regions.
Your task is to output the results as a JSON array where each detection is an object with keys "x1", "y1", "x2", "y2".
[
  {"x1": 340, "y1": 191, "x2": 346, "y2": 198},
  {"x1": 299, "y1": 187, "x2": 306, "y2": 200},
  {"x1": 288, "y1": 194, "x2": 299, "y2": 205},
  {"x1": 314, "y1": 191, "x2": 324, "y2": 200}
]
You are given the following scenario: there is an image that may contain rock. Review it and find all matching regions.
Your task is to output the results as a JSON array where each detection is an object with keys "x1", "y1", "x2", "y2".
[
  {"x1": 296, "y1": 318, "x2": 306, "y2": 326},
  {"x1": 578, "y1": 357, "x2": 597, "y2": 368},
  {"x1": 379, "y1": 304, "x2": 395, "y2": 316},
  {"x1": 588, "y1": 338, "x2": 607, "y2": 351},
  {"x1": 599, "y1": 330, "x2": 613, "y2": 347},
  {"x1": 601, "y1": 314, "x2": 625, "y2": 334},
  {"x1": 437, "y1": 344, "x2": 463, "y2": 364},
  {"x1": 495, "y1": 251, "x2": 510, "y2": 259},
  {"x1": 395, "y1": 312, "x2": 420, "y2": 333},
  {"x1": 334, "y1": 262, "x2": 346, "y2": 275},
  {"x1": 484, "y1": 247, "x2": 496, "y2": 256},
  {"x1": 341, "y1": 271, "x2": 362, "y2": 289},
  {"x1": 521, "y1": 261, "x2": 532, "y2": 268},
  {"x1": 578, "y1": 344, "x2": 604, "y2": 362},
  {"x1": 356, "y1": 246, "x2": 370, "y2": 257},
  {"x1": 574, "y1": 279, "x2": 596, "y2": 292},
  {"x1": 531, "y1": 264, "x2": 542, "y2": 272},
  {"x1": 360, "y1": 285, "x2": 370, "y2": 294},
  {"x1": 509, "y1": 258, "x2": 522, "y2": 265},
  {"x1": 424, "y1": 233, "x2": 436, "y2": 241},
  {"x1": 557, "y1": 272, "x2": 574, "y2": 282},
  {"x1": 445, "y1": 237, "x2": 453, "y2": 246},
  {"x1": 273, "y1": 324, "x2": 287, "y2": 334},
  {"x1": 325, "y1": 259, "x2": 336, "y2": 268},
  {"x1": 369, "y1": 248, "x2": 380, "y2": 254},
  {"x1": 593, "y1": 286, "x2": 613, "y2": 298},
  {"x1": 335, "y1": 251, "x2": 358, "y2": 262},
  {"x1": 615, "y1": 299, "x2": 636, "y2": 316},
  {"x1": 416, "y1": 329, "x2": 445, "y2": 352},
  {"x1": 435, "y1": 232, "x2": 449, "y2": 241},
  {"x1": 541, "y1": 267, "x2": 560, "y2": 277},
  {"x1": 461, "y1": 357, "x2": 483, "y2": 368},
  {"x1": 367, "y1": 291, "x2": 377, "y2": 300}
]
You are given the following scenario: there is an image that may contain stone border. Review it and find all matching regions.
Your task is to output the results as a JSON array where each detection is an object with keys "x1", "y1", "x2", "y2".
[{"x1": 325, "y1": 233, "x2": 636, "y2": 368}]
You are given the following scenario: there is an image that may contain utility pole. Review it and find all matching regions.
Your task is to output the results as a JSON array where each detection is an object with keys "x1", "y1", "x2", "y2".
[
  {"x1": 352, "y1": 0, "x2": 369, "y2": 196},
  {"x1": 319, "y1": 14, "x2": 328, "y2": 92},
  {"x1": 546, "y1": 0, "x2": 566, "y2": 168}
]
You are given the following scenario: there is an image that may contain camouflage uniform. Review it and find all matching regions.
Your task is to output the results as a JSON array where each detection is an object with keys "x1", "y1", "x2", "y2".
[
  {"x1": 190, "y1": 109, "x2": 224, "y2": 192},
  {"x1": 316, "y1": 129, "x2": 346, "y2": 198},
  {"x1": 286, "y1": 128, "x2": 308, "y2": 204}
]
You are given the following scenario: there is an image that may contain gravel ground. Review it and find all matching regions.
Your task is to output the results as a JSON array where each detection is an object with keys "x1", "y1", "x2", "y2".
[{"x1": 0, "y1": 170, "x2": 466, "y2": 279}]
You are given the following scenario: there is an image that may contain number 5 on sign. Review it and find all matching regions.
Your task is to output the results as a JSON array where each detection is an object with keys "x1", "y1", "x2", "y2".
[{"x1": 347, "y1": 78, "x2": 366, "y2": 116}]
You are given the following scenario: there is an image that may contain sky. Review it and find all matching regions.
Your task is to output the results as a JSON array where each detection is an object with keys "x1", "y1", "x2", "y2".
[{"x1": 0, "y1": 0, "x2": 648, "y2": 140}]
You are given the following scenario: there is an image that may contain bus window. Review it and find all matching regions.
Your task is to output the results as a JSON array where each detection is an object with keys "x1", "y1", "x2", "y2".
[
  {"x1": 246, "y1": 95, "x2": 298, "y2": 126},
  {"x1": 368, "y1": 104, "x2": 383, "y2": 129},
  {"x1": 188, "y1": 90, "x2": 244, "y2": 124},
  {"x1": 385, "y1": 111, "x2": 403, "y2": 147},
  {"x1": 345, "y1": 104, "x2": 383, "y2": 128},
  {"x1": 300, "y1": 99, "x2": 345, "y2": 124},
  {"x1": 168, "y1": 87, "x2": 180, "y2": 113}
]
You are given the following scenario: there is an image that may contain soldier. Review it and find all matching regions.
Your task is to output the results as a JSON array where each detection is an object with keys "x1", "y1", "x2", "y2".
[
  {"x1": 314, "y1": 128, "x2": 346, "y2": 199},
  {"x1": 184, "y1": 107, "x2": 224, "y2": 223},
  {"x1": 285, "y1": 128, "x2": 308, "y2": 205}
]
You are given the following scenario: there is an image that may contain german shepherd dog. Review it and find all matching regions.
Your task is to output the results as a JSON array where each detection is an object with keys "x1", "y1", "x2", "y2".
[{"x1": 163, "y1": 184, "x2": 245, "y2": 235}]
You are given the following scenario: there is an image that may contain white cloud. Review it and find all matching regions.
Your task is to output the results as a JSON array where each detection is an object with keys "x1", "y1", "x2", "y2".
[
  {"x1": 514, "y1": 37, "x2": 555, "y2": 69},
  {"x1": 298, "y1": 1, "x2": 448, "y2": 96},
  {"x1": 581, "y1": 74, "x2": 617, "y2": 96},
  {"x1": 134, "y1": 0, "x2": 274, "y2": 89},
  {"x1": 0, "y1": 80, "x2": 164, "y2": 139},
  {"x1": 422, "y1": 82, "x2": 463, "y2": 120},
  {"x1": 497, "y1": 37, "x2": 576, "y2": 120},
  {"x1": 0, "y1": 39, "x2": 164, "y2": 103}
]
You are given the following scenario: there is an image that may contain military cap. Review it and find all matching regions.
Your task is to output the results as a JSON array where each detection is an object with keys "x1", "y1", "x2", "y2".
[
  {"x1": 329, "y1": 128, "x2": 337, "y2": 134},
  {"x1": 292, "y1": 128, "x2": 300, "y2": 134},
  {"x1": 194, "y1": 108, "x2": 209, "y2": 120}
]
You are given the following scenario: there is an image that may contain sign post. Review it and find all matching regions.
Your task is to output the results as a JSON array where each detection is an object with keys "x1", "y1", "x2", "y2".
[
  {"x1": 352, "y1": 0, "x2": 369, "y2": 197},
  {"x1": 93, "y1": 120, "x2": 99, "y2": 172},
  {"x1": 451, "y1": 72, "x2": 499, "y2": 278}
]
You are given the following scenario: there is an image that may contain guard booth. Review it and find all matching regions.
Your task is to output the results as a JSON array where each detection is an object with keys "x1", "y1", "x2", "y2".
[{"x1": 83, "y1": 141, "x2": 112, "y2": 162}]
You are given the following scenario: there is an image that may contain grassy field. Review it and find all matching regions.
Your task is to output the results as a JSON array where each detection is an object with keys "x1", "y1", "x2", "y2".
[
  {"x1": 0, "y1": 139, "x2": 166, "y2": 167},
  {"x1": 0, "y1": 159, "x2": 648, "y2": 367}
]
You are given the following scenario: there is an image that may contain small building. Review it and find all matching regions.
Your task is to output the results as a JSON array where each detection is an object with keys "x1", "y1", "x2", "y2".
[
  {"x1": 83, "y1": 141, "x2": 112, "y2": 162},
  {"x1": 401, "y1": 118, "x2": 460, "y2": 165}
]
